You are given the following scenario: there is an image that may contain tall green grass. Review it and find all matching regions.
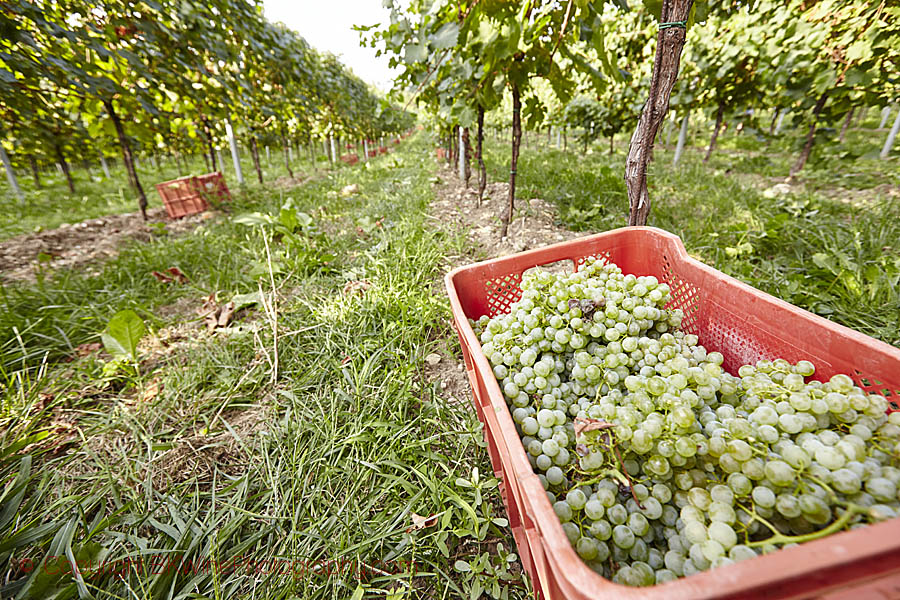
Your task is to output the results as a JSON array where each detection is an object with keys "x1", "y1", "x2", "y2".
[{"x1": 0, "y1": 139, "x2": 528, "y2": 600}]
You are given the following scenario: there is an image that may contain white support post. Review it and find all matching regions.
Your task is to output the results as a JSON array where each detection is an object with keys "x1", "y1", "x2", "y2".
[
  {"x1": 266, "y1": 145, "x2": 270, "y2": 166},
  {"x1": 56, "y1": 163, "x2": 63, "y2": 175},
  {"x1": 100, "y1": 154, "x2": 111, "y2": 178},
  {"x1": 881, "y1": 109, "x2": 900, "y2": 160},
  {"x1": 458, "y1": 126, "x2": 465, "y2": 180},
  {"x1": 288, "y1": 146, "x2": 293, "y2": 163},
  {"x1": 363, "y1": 139, "x2": 369, "y2": 162},
  {"x1": 673, "y1": 115, "x2": 689, "y2": 166},
  {"x1": 329, "y1": 135, "x2": 337, "y2": 163},
  {"x1": 225, "y1": 121, "x2": 243, "y2": 184},
  {"x1": 216, "y1": 149, "x2": 226, "y2": 175},
  {"x1": 0, "y1": 145, "x2": 23, "y2": 202},
  {"x1": 879, "y1": 106, "x2": 892, "y2": 129}
]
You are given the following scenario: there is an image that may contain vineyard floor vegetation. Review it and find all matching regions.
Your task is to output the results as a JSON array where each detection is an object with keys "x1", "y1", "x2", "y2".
[{"x1": 0, "y1": 122, "x2": 897, "y2": 598}]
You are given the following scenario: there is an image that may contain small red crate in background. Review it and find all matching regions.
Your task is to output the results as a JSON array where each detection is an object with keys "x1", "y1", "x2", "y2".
[
  {"x1": 445, "y1": 227, "x2": 900, "y2": 600},
  {"x1": 393, "y1": 138, "x2": 400, "y2": 145},
  {"x1": 368, "y1": 150, "x2": 378, "y2": 158},
  {"x1": 156, "y1": 172, "x2": 230, "y2": 219},
  {"x1": 378, "y1": 147, "x2": 388, "y2": 155},
  {"x1": 196, "y1": 172, "x2": 231, "y2": 204},
  {"x1": 155, "y1": 176, "x2": 208, "y2": 219},
  {"x1": 340, "y1": 153, "x2": 359, "y2": 165},
  {"x1": 436, "y1": 148, "x2": 446, "y2": 159}
]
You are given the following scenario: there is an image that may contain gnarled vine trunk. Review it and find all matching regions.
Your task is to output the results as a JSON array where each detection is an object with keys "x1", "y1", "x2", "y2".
[
  {"x1": 201, "y1": 117, "x2": 217, "y2": 172},
  {"x1": 704, "y1": 102, "x2": 725, "y2": 163},
  {"x1": 54, "y1": 143, "x2": 75, "y2": 194},
  {"x1": 624, "y1": 0, "x2": 694, "y2": 226},
  {"x1": 502, "y1": 83, "x2": 521, "y2": 239},
  {"x1": 789, "y1": 91, "x2": 828, "y2": 179},
  {"x1": 462, "y1": 127, "x2": 471, "y2": 188},
  {"x1": 839, "y1": 108, "x2": 854, "y2": 143},
  {"x1": 281, "y1": 131, "x2": 294, "y2": 179},
  {"x1": 250, "y1": 136, "x2": 263, "y2": 184},
  {"x1": 28, "y1": 155, "x2": 41, "y2": 189},
  {"x1": 477, "y1": 105, "x2": 486, "y2": 207},
  {"x1": 104, "y1": 99, "x2": 148, "y2": 220}
]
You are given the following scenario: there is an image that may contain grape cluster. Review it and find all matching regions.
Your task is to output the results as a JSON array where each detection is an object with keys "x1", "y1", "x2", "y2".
[{"x1": 471, "y1": 257, "x2": 900, "y2": 587}]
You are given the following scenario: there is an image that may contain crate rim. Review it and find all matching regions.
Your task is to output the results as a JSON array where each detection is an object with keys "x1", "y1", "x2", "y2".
[{"x1": 444, "y1": 226, "x2": 900, "y2": 599}]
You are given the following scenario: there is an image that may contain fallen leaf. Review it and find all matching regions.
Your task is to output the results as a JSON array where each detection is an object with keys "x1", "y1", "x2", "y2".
[
  {"x1": 75, "y1": 342, "x2": 103, "y2": 356},
  {"x1": 574, "y1": 418, "x2": 616, "y2": 437},
  {"x1": 141, "y1": 380, "x2": 161, "y2": 402},
  {"x1": 151, "y1": 271, "x2": 174, "y2": 283},
  {"x1": 343, "y1": 280, "x2": 372, "y2": 295},
  {"x1": 197, "y1": 293, "x2": 218, "y2": 316},
  {"x1": 166, "y1": 267, "x2": 189, "y2": 284},
  {"x1": 405, "y1": 512, "x2": 439, "y2": 532},
  {"x1": 341, "y1": 183, "x2": 360, "y2": 197},
  {"x1": 217, "y1": 301, "x2": 236, "y2": 327},
  {"x1": 205, "y1": 311, "x2": 219, "y2": 333}
]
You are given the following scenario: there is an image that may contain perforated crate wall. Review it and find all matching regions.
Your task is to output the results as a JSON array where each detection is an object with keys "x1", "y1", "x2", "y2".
[{"x1": 155, "y1": 176, "x2": 208, "y2": 219}]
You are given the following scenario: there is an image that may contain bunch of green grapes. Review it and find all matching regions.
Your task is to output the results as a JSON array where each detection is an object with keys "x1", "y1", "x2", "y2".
[{"x1": 470, "y1": 256, "x2": 900, "y2": 587}]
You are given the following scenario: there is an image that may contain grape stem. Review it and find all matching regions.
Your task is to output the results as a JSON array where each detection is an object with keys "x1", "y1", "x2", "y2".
[{"x1": 745, "y1": 503, "x2": 867, "y2": 548}]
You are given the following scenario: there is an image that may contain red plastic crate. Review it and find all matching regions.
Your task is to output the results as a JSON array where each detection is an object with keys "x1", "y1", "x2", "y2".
[
  {"x1": 195, "y1": 171, "x2": 231, "y2": 204},
  {"x1": 340, "y1": 153, "x2": 359, "y2": 165},
  {"x1": 445, "y1": 227, "x2": 900, "y2": 600},
  {"x1": 155, "y1": 176, "x2": 208, "y2": 219}
]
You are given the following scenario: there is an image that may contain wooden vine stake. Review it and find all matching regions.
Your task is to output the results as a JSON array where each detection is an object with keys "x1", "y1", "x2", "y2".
[{"x1": 624, "y1": 0, "x2": 694, "y2": 227}]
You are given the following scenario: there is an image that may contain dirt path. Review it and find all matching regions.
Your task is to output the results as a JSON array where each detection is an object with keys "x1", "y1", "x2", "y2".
[
  {"x1": 425, "y1": 157, "x2": 582, "y2": 405},
  {"x1": 0, "y1": 207, "x2": 215, "y2": 284}
]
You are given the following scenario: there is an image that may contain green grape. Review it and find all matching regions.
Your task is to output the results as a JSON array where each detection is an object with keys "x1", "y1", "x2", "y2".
[
  {"x1": 751, "y1": 486, "x2": 776, "y2": 508},
  {"x1": 707, "y1": 522, "x2": 737, "y2": 550},
  {"x1": 576, "y1": 536, "x2": 599, "y2": 560},
  {"x1": 776, "y1": 494, "x2": 802, "y2": 519},
  {"x1": 554, "y1": 501, "x2": 573, "y2": 522},
  {"x1": 628, "y1": 512, "x2": 650, "y2": 536},
  {"x1": 764, "y1": 460, "x2": 795, "y2": 487},
  {"x1": 608, "y1": 504, "x2": 628, "y2": 525},
  {"x1": 612, "y1": 524, "x2": 636, "y2": 549},
  {"x1": 590, "y1": 519, "x2": 612, "y2": 541},
  {"x1": 688, "y1": 487, "x2": 712, "y2": 510},
  {"x1": 701, "y1": 539, "x2": 726, "y2": 562}
]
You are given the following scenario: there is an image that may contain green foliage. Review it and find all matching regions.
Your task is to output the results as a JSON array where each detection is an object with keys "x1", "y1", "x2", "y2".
[
  {"x1": 100, "y1": 309, "x2": 145, "y2": 361},
  {"x1": 0, "y1": 0, "x2": 413, "y2": 211}
]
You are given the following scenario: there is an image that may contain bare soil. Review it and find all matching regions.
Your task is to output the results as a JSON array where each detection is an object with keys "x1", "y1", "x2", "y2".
[{"x1": 0, "y1": 207, "x2": 215, "y2": 284}]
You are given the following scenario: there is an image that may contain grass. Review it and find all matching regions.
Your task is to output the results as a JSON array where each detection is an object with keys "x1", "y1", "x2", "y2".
[
  {"x1": 0, "y1": 137, "x2": 529, "y2": 600},
  {"x1": 483, "y1": 121, "x2": 900, "y2": 347}
]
